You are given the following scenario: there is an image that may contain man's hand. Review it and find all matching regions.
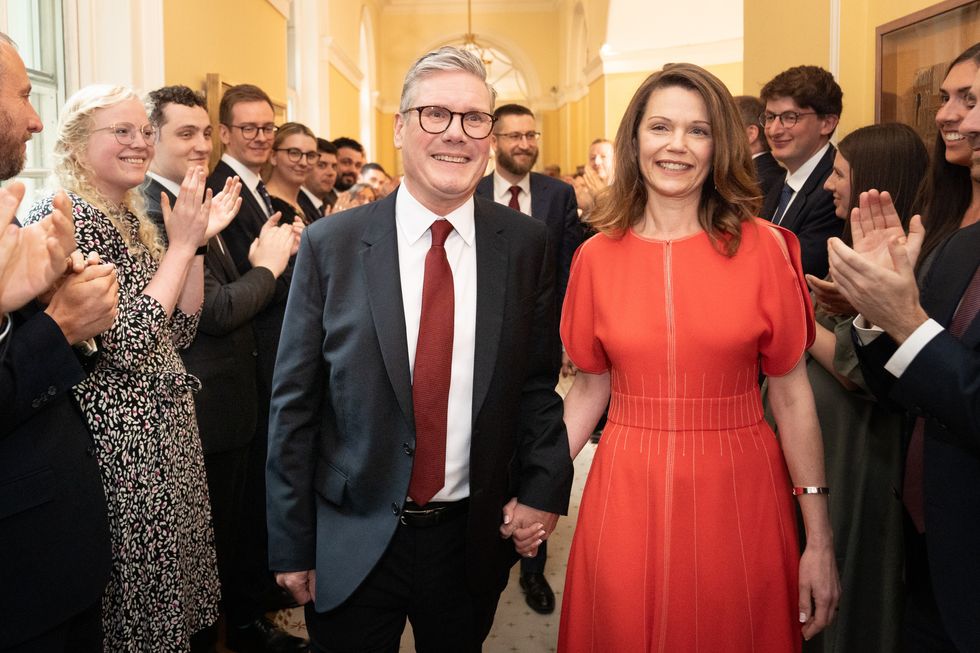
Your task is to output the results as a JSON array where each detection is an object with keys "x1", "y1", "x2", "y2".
[
  {"x1": 248, "y1": 222, "x2": 294, "y2": 278},
  {"x1": 500, "y1": 497, "x2": 558, "y2": 558},
  {"x1": 276, "y1": 570, "x2": 316, "y2": 606},
  {"x1": 204, "y1": 175, "x2": 242, "y2": 240},
  {"x1": 804, "y1": 275, "x2": 855, "y2": 316},
  {"x1": 560, "y1": 351, "x2": 578, "y2": 378},
  {"x1": 849, "y1": 190, "x2": 922, "y2": 271},
  {"x1": 162, "y1": 166, "x2": 211, "y2": 254},
  {"x1": 44, "y1": 262, "x2": 119, "y2": 344},
  {"x1": 0, "y1": 185, "x2": 78, "y2": 312}
]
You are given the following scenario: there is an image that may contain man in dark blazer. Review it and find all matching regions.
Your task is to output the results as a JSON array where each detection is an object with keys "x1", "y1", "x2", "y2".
[
  {"x1": 268, "y1": 47, "x2": 573, "y2": 652},
  {"x1": 143, "y1": 85, "x2": 304, "y2": 652},
  {"x1": 830, "y1": 102, "x2": 980, "y2": 651},
  {"x1": 759, "y1": 66, "x2": 844, "y2": 279},
  {"x1": 476, "y1": 102, "x2": 581, "y2": 614},
  {"x1": 734, "y1": 95, "x2": 784, "y2": 197},
  {"x1": 0, "y1": 34, "x2": 116, "y2": 653}
]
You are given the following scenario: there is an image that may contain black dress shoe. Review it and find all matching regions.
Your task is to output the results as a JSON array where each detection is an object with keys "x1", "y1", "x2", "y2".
[
  {"x1": 519, "y1": 572, "x2": 556, "y2": 614},
  {"x1": 225, "y1": 617, "x2": 309, "y2": 653}
]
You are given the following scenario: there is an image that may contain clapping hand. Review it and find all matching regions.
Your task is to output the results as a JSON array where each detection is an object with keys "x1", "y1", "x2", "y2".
[
  {"x1": 805, "y1": 275, "x2": 855, "y2": 316},
  {"x1": 0, "y1": 184, "x2": 78, "y2": 312},
  {"x1": 848, "y1": 190, "x2": 923, "y2": 271},
  {"x1": 203, "y1": 175, "x2": 242, "y2": 240},
  {"x1": 162, "y1": 166, "x2": 211, "y2": 255}
]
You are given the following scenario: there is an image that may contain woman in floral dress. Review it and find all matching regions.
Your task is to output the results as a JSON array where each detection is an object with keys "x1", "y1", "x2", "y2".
[{"x1": 26, "y1": 85, "x2": 239, "y2": 652}]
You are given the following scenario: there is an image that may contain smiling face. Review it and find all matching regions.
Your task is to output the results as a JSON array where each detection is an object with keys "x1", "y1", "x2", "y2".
[
  {"x1": 764, "y1": 96, "x2": 838, "y2": 174},
  {"x1": 960, "y1": 66, "x2": 980, "y2": 183},
  {"x1": 218, "y1": 99, "x2": 275, "y2": 172},
  {"x1": 83, "y1": 98, "x2": 154, "y2": 203},
  {"x1": 150, "y1": 102, "x2": 212, "y2": 184},
  {"x1": 492, "y1": 113, "x2": 539, "y2": 178},
  {"x1": 335, "y1": 146, "x2": 364, "y2": 190},
  {"x1": 394, "y1": 69, "x2": 493, "y2": 215},
  {"x1": 360, "y1": 167, "x2": 388, "y2": 190},
  {"x1": 936, "y1": 60, "x2": 980, "y2": 167},
  {"x1": 823, "y1": 151, "x2": 852, "y2": 219},
  {"x1": 636, "y1": 85, "x2": 714, "y2": 203},
  {"x1": 269, "y1": 133, "x2": 318, "y2": 188},
  {"x1": 0, "y1": 43, "x2": 43, "y2": 181}
]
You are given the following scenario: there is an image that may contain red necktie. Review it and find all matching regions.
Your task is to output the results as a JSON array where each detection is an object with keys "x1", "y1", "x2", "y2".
[
  {"x1": 904, "y1": 264, "x2": 980, "y2": 532},
  {"x1": 408, "y1": 220, "x2": 455, "y2": 506},
  {"x1": 508, "y1": 186, "x2": 521, "y2": 211}
]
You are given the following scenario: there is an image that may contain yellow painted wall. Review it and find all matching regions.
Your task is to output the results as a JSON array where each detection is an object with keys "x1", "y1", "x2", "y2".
[
  {"x1": 539, "y1": 109, "x2": 561, "y2": 171},
  {"x1": 329, "y1": 65, "x2": 361, "y2": 142},
  {"x1": 163, "y1": 0, "x2": 287, "y2": 102},
  {"x1": 568, "y1": 96, "x2": 589, "y2": 172},
  {"x1": 375, "y1": 109, "x2": 399, "y2": 175},
  {"x1": 603, "y1": 71, "x2": 646, "y2": 139},
  {"x1": 743, "y1": 0, "x2": 829, "y2": 96},
  {"x1": 706, "y1": 62, "x2": 744, "y2": 96},
  {"x1": 588, "y1": 76, "x2": 606, "y2": 143}
]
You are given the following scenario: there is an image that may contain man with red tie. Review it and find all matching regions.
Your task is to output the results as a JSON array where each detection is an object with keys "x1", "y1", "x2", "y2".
[{"x1": 266, "y1": 47, "x2": 573, "y2": 652}]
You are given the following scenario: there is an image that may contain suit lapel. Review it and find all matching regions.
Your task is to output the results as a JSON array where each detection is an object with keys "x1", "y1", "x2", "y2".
[
  {"x1": 779, "y1": 145, "x2": 835, "y2": 231},
  {"x1": 360, "y1": 195, "x2": 414, "y2": 425},
  {"x1": 529, "y1": 174, "x2": 547, "y2": 221},
  {"x1": 471, "y1": 201, "x2": 508, "y2": 421}
]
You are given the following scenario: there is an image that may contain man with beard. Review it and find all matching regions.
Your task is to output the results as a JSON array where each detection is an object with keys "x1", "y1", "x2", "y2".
[
  {"x1": 476, "y1": 103, "x2": 582, "y2": 615},
  {"x1": 331, "y1": 136, "x2": 365, "y2": 192}
]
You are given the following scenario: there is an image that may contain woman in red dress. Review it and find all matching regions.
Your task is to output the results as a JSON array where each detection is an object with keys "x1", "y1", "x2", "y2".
[{"x1": 557, "y1": 63, "x2": 840, "y2": 652}]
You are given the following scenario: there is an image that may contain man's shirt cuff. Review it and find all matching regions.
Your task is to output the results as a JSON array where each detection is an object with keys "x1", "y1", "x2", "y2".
[{"x1": 883, "y1": 318, "x2": 943, "y2": 378}]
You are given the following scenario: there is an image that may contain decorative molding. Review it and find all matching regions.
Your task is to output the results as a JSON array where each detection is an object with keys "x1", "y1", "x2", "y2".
[
  {"x1": 321, "y1": 36, "x2": 363, "y2": 87},
  {"x1": 266, "y1": 0, "x2": 291, "y2": 19},
  {"x1": 583, "y1": 55, "x2": 603, "y2": 85},
  {"x1": 137, "y1": 0, "x2": 165, "y2": 91},
  {"x1": 383, "y1": 0, "x2": 559, "y2": 15},
  {"x1": 829, "y1": 0, "x2": 841, "y2": 79},
  {"x1": 598, "y1": 37, "x2": 743, "y2": 76}
]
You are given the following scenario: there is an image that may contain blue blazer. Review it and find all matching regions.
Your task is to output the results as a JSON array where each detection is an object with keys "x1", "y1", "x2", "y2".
[
  {"x1": 266, "y1": 190, "x2": 573, "y2": 611},
  {"x1": 475, "y1": 172, "x2": 583, "y2": 308},
  {"x1": 855, "y1": 221, "x2": 980, "y2": 650}
]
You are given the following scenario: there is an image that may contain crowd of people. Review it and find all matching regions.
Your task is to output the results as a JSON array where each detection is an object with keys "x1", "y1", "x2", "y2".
[{"x1": 1, "y1": 25, "x2": 979, "y2": 653}]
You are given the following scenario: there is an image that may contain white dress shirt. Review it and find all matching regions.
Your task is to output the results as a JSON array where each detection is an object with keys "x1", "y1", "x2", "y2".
[
  {"x1": 492, "y1": 170, "x2": 531, "y2": 216},
  {"x1": 221, "y1": 153, "x2": 270, "y2": 218},
  {"x1": 776, "y1": 142, "x2": 830, "y2": 225},
  {"x1": 396, "y1": 185, "x2": 477, "y2": 502},
  {"x1": 853, "y1": 316, "x2": 944, "y2": 378},
  {"x1": 146, "y1": 171, "x2": 181, "y2": 198}
]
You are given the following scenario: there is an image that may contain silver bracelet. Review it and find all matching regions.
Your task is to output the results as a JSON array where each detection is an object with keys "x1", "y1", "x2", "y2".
[{"x1": 792, "y1": 486, "x2": 830, "y2": 496}]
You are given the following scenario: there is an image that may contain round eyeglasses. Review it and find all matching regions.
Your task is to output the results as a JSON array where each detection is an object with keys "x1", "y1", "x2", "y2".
[
  {"x1": 92, "y1": 122, "x2": 158, "y2": 146},
  {"x1": 406, "y1": 105, "x2": 495, "y2": 139},
  {"x1": 759, "y1": 111, "x2": 819, "y2": 128},
  {"x1": 494, "y1": 131, "x2": 541, "y2": 143},
  {"x1": 228, "y1": 123, "x2": 279, "y2": 140},
  {"x1": 274, "y1": 148, "x2": 321, "y2": 165}
]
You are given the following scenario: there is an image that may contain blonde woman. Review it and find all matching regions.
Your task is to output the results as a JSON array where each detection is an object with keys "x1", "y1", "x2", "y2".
[{"x1": 25, "y1": 85, "x2": 240, "y2": 652}]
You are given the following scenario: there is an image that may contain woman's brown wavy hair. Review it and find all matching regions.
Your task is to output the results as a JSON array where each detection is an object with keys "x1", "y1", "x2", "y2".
[{"x1": 588, "y1": 63, "x2": 760, "y2": 256}]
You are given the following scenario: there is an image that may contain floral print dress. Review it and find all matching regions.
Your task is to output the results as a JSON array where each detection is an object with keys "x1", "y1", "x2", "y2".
[{"x1": 26, "y1": 193, "x2": 219, "y2": 652}]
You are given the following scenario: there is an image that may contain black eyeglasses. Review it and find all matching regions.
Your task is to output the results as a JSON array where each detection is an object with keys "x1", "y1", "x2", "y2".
[
  {"x1": 92, "y1": 122, "x2": 158, "y2": 145},
  {"x1": 274, "y1": 148, "x2": 320, "y2": 164},
  {"x1": 405, "y1": 105, "x2": 495, "y2": 139},
  {"x1": 227, "y1": 123, "x2": 278, "y2": 140},
  {"x1": 759, "y1": 111, "x2": 819, "y2": 128},
  {"x1": 495, "y1": 131, "x2": 541, "y2": 143}
]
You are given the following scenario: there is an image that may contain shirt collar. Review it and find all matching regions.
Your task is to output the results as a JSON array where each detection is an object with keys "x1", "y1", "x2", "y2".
[
  {"x1": 300, "y1": 186, "x2": 324, "y2": 209},
  {"x1": 146, "y1": 171, "x2": 181, "y2": 198},
  {"x1": 785, "y1": 142, "x2": 830, "y2": 192},
  {"x1": 221, "y1": 153, "x2": 263, "y2": 192},
  {"x1": 395, "y1": 184, "x2": 475, "y2": 248},
  {"x1": 492, "y1": 170, "x2": 530, "y2": 204}
]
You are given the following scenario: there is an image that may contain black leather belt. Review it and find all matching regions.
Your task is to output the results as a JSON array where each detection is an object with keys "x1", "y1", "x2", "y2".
[{"x1": 399, "y1": 499, "x2": 469, "y2": 528}]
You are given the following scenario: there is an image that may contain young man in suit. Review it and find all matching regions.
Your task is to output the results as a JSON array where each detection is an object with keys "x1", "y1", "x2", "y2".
[
  {"x1": 268, "y1": 47, "x2": 574, "y2": 652},
  {"x1": 0, "y1": 32, "x2": 117, "y2": 653},
  {"x1": 759, "y1": 66, "x2": 844, "y2": 278},
  {"x1": 734, "y1": 95, "x2": 783, "y2": 197},
  {"x1": 144, "y1": 85, "x2": 303, "y2": 653},
  {"x1": 300, "y1": 138, "x2": 339, "y2": 215},
  {"x1": 475, "y1": 103, "x2": 582, "y2": 615},
  {"x1": 829, "y1": 66, "x2": 980, "y2": 651}
]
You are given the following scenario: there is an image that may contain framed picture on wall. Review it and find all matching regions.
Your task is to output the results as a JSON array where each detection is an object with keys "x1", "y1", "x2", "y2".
[{"x1": 876, "y1": 0, "x2": 980, "y2": 145}]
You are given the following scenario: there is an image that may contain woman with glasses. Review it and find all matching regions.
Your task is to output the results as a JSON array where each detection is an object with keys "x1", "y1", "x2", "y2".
[
  {"x1": 557, "y1": 64, "x2": 839, "y2": 652},
  {"x1": 25, "y1": 85, "x2": 240, "y2": 652},
  {"x1": 263, "y1": 121, "x2": 320, "y2": 224}
]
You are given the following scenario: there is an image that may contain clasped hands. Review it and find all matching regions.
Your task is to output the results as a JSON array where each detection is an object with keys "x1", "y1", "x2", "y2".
[{"x1": 499, "y1": 497, "x2": 559, "y2": 558}]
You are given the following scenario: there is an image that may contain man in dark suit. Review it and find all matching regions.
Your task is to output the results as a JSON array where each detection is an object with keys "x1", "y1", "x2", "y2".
[
  {"x1": 301, "y1": 138, "x2": 339, "y2": 216},
  {"x1": 267, "y1": 47, "x2": 573, "y2": 652},
  {"x1": 830, "y1": 71, "x2": 980, "y2": 650},
  {"x1": 734, "y1": 95, "x2": 783, "y2": 197},
  {"x1": 0, "y1": 32, "x2": 117, "y2": 653},
  {"x1": 475, "y1": 102, "x2": 582, "y2": 614},
  {"x1": 759, "y1": 66, "x2": 843, "y2": 278},
  {"x1": 144, "y1": 85, "x2": 304, "y2": 653}
]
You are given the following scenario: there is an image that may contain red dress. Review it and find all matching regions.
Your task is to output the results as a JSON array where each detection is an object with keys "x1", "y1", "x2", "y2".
[{"x1": 558, "y1": 219, "x2": 814, "y2": 653}]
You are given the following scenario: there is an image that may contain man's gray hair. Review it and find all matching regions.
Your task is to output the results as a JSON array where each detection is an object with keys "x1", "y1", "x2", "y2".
[{"x1": 399, "y1": 46, "x2": 496, "y2": 113}]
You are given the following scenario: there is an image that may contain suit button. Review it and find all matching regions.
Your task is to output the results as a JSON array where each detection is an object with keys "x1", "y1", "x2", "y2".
[
  {"x1": 402, "y1": 443, "x2": 414, "y2": 456},
  {"x1": 47, "y1": 386, "x2": 57, "y2": 396},
  {"x1": 391, "y1": 502, "x2": 400, "y2": 515}
]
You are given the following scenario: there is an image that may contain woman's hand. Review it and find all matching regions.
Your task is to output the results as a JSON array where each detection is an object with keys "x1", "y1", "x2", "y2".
[
  {"x1": 203, "y1": 175, "x2": 242, "y2": 240},
  {"x1": 805, "y1": 275, "x2": 855, "y2": 316},
  {"x1": 162, "y1": 166, "x2": 211, "y2": 254},
  {"x1": 798, "y1": 539, "x2": 840, "y2": 640}
]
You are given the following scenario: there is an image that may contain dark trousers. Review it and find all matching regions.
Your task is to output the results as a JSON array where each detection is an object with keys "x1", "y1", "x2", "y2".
[
  {"x1": 202, "y1": 444, "x2": 250, "y2": 623},
  {"x1": 902, "y1": 520, "x2": 958, "y2": 653},
  {"x1": 0, "y1": 600, "x2": 102, "y2": 653},
  {"x1": 520, "y1": 540, "x2": 548, "y2": 574},
  {"x1": 304, "y1": 510, "x2": 509, "y2": 653}
]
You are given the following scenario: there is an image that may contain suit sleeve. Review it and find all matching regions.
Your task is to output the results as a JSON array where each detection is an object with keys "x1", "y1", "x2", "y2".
[
  {"x1": 197, "y1": 255, "x2": 277, "y2": 337},
  {"x1": 794, "y1": 191, "x2": 842, "y2": 279},
  {"x1": 266, "y1": 229, "x2": 325, "y2": 572},
  {"x1": 515, "y1": 231, "x2": 574, "y2": 515},
  {"x1": 557, "y1": 184, "x2": 583, "y2": 307},
  {"x1": 0, "y1": 310, "x2": 85, "y2": 439}
]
